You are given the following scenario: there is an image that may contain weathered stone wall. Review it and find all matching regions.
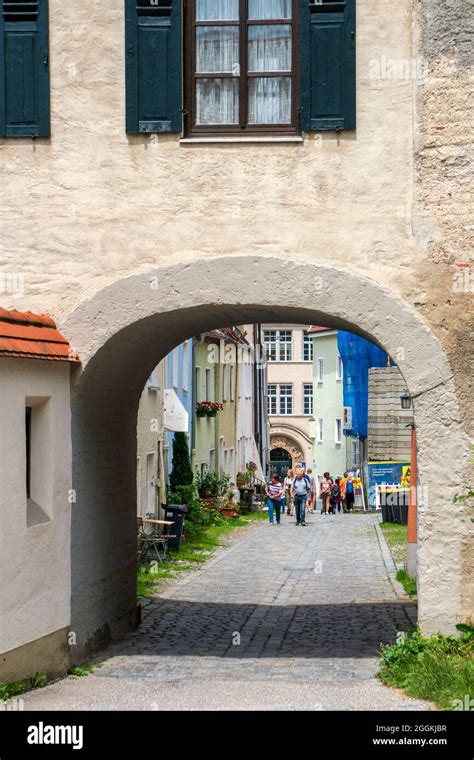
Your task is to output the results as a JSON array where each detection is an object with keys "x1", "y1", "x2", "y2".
[{"x1": 412, "y1": 0, "x2": 473, "y2": 624}]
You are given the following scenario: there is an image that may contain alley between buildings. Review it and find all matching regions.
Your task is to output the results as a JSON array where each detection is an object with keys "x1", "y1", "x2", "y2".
[{"x1": 23, "y1": 514, "x2": 432, "y2": 711}]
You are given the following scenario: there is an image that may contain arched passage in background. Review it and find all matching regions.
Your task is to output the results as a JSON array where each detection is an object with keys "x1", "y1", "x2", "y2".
[
  {"x1": 63, "y1": 255, "x2": 466, "y2": 658},
  {"x1": 270, "y1": 447, "x2": 293, "y2": 479}
]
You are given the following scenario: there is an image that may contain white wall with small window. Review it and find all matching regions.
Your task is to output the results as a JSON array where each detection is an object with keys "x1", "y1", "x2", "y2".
[
  {"x1": 0, "y1": 357, "x2": 73, "y2": 663},
  {"x1": 316, "y1": 357, "x2": 324, "y2": 384},
  {"x1": 316, "y1": 417, "x2": 323, "y2": 443},
  {"x1": 335, "y1": 417, "x2": 342, "y2": 446}
]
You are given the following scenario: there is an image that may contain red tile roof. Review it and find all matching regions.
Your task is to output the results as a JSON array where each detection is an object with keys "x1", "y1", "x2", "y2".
[
  {"x1": 204, "y1": 326, "x2": 248, "y2": 345},
  {"x1": 307, "y1": 325, "x2": 333, "y2": 334},
  {"x1": 0, "y1": 308, "x2": 80, "y2": 363}
]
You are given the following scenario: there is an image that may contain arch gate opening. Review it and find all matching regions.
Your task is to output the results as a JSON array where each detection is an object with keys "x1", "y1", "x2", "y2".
[
  {"x1": 64, "y1": 256, "x2": 466, "y2": 658},
  {"x1": 270, "y1": 448, "x2": 293, "y2": 480}
]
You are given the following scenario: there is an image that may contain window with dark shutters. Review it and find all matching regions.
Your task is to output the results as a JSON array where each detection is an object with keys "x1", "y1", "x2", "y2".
[
  {"x1": 125, "y1": 0, "x2": 182, "y2": 134},
  {"x1": 0, "y1": 0, "x2": 50, "y2": 137},
  {"x1": 300, "y1": 0, "x2": 356, "y2": 131},
  {"x1": 125, "y1": 0, "x2": 356, "y2": 137}
]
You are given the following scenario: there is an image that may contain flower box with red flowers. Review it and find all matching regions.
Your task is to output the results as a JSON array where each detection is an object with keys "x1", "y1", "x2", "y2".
[{"x1": 196, "y1": 401, "x2": 224, "y2": 418}]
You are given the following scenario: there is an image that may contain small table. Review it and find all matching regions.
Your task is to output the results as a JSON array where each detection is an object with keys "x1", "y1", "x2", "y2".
[{"x1": 137, "y1": 519, "x2": 175, "y2": 564}]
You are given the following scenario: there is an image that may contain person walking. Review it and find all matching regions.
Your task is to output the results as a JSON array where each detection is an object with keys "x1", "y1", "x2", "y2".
[
  {"x1": 331, "y1": 477, "x2": 343, "y2": 514},
  {"x1": 344, "y1": 473, "x2": 355, "y2": 512},
  {"x1": 340, "y1": 472, "x2": 348, "y2": 512},
  {"x1": 291, "y1": 469, "x2": 310, "y2": 526},
  {"x1": 283, "y1": 469, "x2": 294, "y2": 515},
  {"x1": 265, "y1": 473, "x2": 284, "y2": 525},
  {"x1": 305, "y1": 467, "x2": 316, "y2": 513},
  {"x1": 319, "y1": 472, "x2": 332, "y2": 515}
]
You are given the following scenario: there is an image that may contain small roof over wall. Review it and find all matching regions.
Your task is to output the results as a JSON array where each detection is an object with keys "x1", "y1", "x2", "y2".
[
  {"x1": 0, "y1": 308, "x2": 80, "y2": 363},
  {"x1": 307, "y1": 325, "x2": 333, "y2": 334}
]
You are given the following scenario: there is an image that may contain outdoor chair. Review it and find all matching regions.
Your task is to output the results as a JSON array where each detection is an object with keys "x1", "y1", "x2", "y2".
[{"x1": 137, "y1": 517, "x2": 171, "y2": 565}]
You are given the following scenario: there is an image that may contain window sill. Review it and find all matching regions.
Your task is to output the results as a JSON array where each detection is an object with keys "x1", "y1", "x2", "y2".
[{"x1": 180, "y1": 136, "x2": 304, "y2": 145}]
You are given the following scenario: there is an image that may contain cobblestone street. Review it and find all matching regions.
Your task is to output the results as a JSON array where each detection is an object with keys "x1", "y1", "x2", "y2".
[{"x1": 24, "y1": 513, "x2": 432, "y2": 711}]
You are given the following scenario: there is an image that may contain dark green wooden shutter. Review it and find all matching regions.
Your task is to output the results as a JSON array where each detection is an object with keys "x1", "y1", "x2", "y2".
[
  {"x1": 126, "y1": 0, "x2": 182, "y2": 134},
  {"x1": 0, "y1": 1, "x2": 50, "y2": 137},
  {"x1": 300, "y1": 0, "x2": 355, "y2": 131}
]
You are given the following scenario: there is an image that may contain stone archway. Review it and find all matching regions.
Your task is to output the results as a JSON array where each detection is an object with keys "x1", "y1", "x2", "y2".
[
  {"x1": 63, "y1": 255, "x2": 467, "y2": 655},
  {"x1": 270, "y1": 436, "x2": 304, "y2": 467}
]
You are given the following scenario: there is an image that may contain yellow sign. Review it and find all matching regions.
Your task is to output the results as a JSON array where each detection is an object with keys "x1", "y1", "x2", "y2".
[{"x1": 401, "y1": 466, "x2": 411, "y2": 486}]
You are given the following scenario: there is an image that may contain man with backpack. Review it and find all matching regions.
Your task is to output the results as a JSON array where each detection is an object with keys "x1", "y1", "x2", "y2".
[{"x1": 290, "y1": 469, "x2": 311, "y2": 526}]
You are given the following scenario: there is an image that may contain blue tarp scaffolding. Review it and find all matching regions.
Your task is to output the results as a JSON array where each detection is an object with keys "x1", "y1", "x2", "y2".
[{"x1": 337, "y1": 332, "x2": 395, "y2": 440}]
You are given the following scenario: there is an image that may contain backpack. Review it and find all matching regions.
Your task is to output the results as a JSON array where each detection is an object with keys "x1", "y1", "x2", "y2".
[{"x1": 293, "y1": 475, "x2": 310, "y2": 494}]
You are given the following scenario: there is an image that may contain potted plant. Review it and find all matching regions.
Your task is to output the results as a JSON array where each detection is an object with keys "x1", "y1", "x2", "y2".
[
  {"x1": 236, "y1": 472, "x2": 248, "y2": 488},
  {"x1": 219, "y1": 497, "x2": 239, "y2": 519},
  {"x1": 245, "y1": 461, "x2": 258, "y2": 486},
  {"x1": 195, "y1": 470, "x2": 231, "y2": 500},
  {"x1": 195, "y1": 401, "x2": 224, "y2": 418}
]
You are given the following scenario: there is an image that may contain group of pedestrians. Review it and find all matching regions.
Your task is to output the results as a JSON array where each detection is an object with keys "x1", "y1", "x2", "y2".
[
  {"x1": 265, "y1": 466, "x2": 315, "y2": 527},
  {"x1": 265, "y1": 467, "x2": 356, "y2": 526},
  {"x1": 318, "y1": 472, "x2": 355, "y2": 514}
]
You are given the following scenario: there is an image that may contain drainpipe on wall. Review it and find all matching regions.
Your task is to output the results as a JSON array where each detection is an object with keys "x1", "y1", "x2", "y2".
[{"x1": 407, "y1": 424, "x2": 417, "y2": 578}]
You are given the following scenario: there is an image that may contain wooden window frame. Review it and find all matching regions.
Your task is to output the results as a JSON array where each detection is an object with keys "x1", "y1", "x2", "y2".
[{"x1": 184, "y1": 0, "x2": 300, "y2": 137}]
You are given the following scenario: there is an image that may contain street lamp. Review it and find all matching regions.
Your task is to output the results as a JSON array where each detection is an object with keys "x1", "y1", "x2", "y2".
[{"x1": 400, "y1": 389, "x2": 412, "y2": 410}]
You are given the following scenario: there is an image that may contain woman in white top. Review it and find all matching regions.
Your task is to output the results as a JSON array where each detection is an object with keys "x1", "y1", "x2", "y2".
[
  {"x1": 284, "y1": 469, "x2": 294, "y2": 515},
  {"x1": 306, "y1": 467, "x2": 315, "y2": 512}
]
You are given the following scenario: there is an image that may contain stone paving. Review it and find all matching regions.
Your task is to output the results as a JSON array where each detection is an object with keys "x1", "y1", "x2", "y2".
[{"x1": 24, "y1": 513, "x2": 433, "y2": 711}]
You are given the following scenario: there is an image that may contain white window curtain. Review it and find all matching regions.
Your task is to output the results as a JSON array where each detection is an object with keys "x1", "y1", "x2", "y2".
[
  {"x1": 248, "y1": 77, "x2": 291, "y2": 124},
  {"x1": 196, "y1": 79, "x2": 239, "y2": 124},
  {"x1": 248, "y1": 0, "x2": 292, "y2": 19},
  {"x1": 248, "y1": 25, "x2": 291, "y2": 72},
  {"x1": 197, "y1": 0, "x2": 239, "y2": 21},
  {"x1": 197, "y1": 27, "x2": 239, "y2": 73}
]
